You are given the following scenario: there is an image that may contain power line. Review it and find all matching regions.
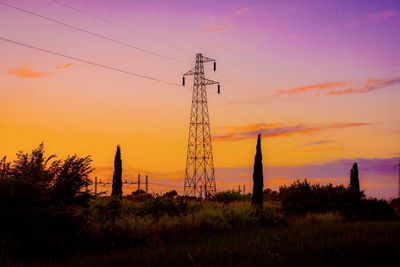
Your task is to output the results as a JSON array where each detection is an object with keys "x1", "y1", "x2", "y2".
[
  {"x1": 216, "y1": 72, "x2": 298, "y2": 124},
  {"x1": 1, "y1": 0, "x2": 318, "y2": 146},
  {"x1": 0, "y1": 35, "x2": 268, "y2": 129},
  {"x1": 0, "y1": 0, "x2": 308, "y2": 137},
  {"x1": 0, "y1": 36, "x2": 181, "y2": 86},
  {"x1": 50, "y1": 0, "x2": 194, "y2": 54},
  {"x1": 0, "y1": 1, "x2": 191, "y2": 65}
]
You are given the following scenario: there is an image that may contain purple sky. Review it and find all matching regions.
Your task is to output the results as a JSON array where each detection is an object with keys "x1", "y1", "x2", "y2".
[{"x1": 0, "y1": 0, "x2": 399, "y2": 198}]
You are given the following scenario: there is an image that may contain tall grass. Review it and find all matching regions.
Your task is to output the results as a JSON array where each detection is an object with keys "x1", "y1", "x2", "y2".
[{"x1": 15, "y1": 221, "x2": 400, "y2": 267}]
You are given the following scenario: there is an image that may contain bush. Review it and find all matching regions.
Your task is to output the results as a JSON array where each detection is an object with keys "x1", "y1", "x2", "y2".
[
  {"x1": 279, "y1": 180, "x2": 364, "y2": 217},
  {"x1": 298, "y1": 212, "x2": 344, "y2": 225},
  {"x1": 390, "y1": 198, "x2": 400, "y2": 215},
  {"x1": 263, "y1": 188, "x2": 280, "y2": 201},
  {"x1": 138, "y1": 196, "x2": 189, "y2": 218},
  {"x1": 211, "y1": 191, "x2": 247, "y2": 204},
  {"x1": 360, "y1": 198, "x2": 395, "y2": 220},
  {"x1": 0, "y1": 145, "x2": 94, "y2": 256}
]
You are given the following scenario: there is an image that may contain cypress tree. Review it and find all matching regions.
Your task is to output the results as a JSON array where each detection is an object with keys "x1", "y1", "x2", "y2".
[
  {"x1": 111, "y1": 145, "x2": 122, "y2": 198},
  {"x1": 350, "y1": 162, "x2": 360, "y2": 192},
  {"x1": 252, "y1": 134, "x2": 264, "y2": 208}
]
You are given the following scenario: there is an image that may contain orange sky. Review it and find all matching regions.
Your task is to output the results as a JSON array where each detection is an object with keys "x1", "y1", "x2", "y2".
[{"x1": 1, "y1": 0, "x2": 399, "y2": 198}]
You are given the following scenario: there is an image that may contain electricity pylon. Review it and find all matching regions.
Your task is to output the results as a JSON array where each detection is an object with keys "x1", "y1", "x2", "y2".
[{"x1": 182, "y1": 53, "x2": 220, "y2": 199}]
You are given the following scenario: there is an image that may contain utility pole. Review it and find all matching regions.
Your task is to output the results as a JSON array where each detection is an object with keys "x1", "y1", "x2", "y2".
[
  {"x1": 182, "y1": 53, "x2": 220, "y2": 199},
  {"x1": 395, "y1": 159, "x2": 400, "y2": 198},
  {"x1": 94, "y1": 176, "x2": 98, "y2": 195},
  {"x1": 138, "y1": 174, "x2": 141, "y2": 192},
  {"x1": 145, "y1": 175, "x2": 148, "y2": 193},
  {"x1": 238, "y1": 185, "x2": 241, "y2": 194}
]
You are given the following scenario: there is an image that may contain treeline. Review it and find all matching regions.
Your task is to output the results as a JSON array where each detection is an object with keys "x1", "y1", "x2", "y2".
[
  {"x1": 214, "y1": 180, "x2": 396, "y2": 220},
  {"x1": 0, "y1": 144, "x2": 94, "y2": 257},
  {"x1": 0, "y1": 144, "x2": 398, "y2": 260}
]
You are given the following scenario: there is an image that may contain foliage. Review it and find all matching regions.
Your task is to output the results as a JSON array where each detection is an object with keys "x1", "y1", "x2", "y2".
[
  {"x1": 111, "y1": 145, "x2": 122, "y2": 198},
  {"x1": 263, "y1": 188, "x2": 280, "y2": 201},
  {"x1": 163, "y1": 190, "x2": 178, "y2": 199},
  {"x1": 296, "y1": 212, "x2": 344, "y2": 225},
  {"x1": 390, "y1": 198, "x2": 400, "y2": 214},
  {"x1": 252, "y1": 134, "x2": 264, "y2": 208},
  {"x1": 350, "y1": 162, "x2": 360, "y2": 192},
  {"x1": 0, "y1": 144, "x2": 93, "y2": 256},
  {"x1": 51, "y1": 155, "x2": 93, "y2": 206},
  {"x1": 11, "y1": 221, "x2": 400, "y2": 267},
  {"x1": 360, "y1": 198, "x2": 395, "y2": 220},
  {"x1": 279, "y1": 179, "x2": 365, "y2": 217},
  {"x1": 212, "y1": 191, "x2": 247, "y2": 204}
]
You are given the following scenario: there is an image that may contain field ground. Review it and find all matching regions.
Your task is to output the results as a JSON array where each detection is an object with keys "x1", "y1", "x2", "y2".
[{"x1": 8, "y1": 220, "x2": 400, "y2": 267}]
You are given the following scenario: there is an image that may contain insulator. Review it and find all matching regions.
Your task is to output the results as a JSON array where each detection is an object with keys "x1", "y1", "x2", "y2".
[
  {"x1": 214, "y1": 61, "x2": 216, "y2": 71},
  {"x1": 217, "y1": 84, "x2": 220, "y2": 94},
  {"x1": 182, "y1": 76, "x2": 185, "y2": 86}
]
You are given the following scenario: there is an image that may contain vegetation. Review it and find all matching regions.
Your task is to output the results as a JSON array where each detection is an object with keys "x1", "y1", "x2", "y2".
[
  {"x1": 7, "y1": 221, "x2": 400, "y2": 267},
  {"x1": 279, "y1": 180, "x2": 364, "y2": 217},
  {"x1": 111, "y1": 145, "x2": 122, "y2": 198},
  {"x1": 212, "y1": 191, "x2": 248, "y2": 203},
  {"x1": 350, "y1": 162, "x2": 360, "y2": 192},
  {"x1": 252, "y1": 134, "x2": 264, "y2": 208},
  {"x1": 0, "y1": 145, "x2": 399, "y2": 266}
]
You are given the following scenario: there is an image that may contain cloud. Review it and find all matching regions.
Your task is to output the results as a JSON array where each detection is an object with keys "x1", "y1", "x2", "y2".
[
  {"x1": 327, "y1": 78, "x2": 400, "y2": 96},
  {"x1": 367, "y1": 10, "x2": 399, "y2": 20},
  {"x1": 276, "y1": 77, "x2": 400, "y2": 97},
  {"x1": 276, "y1": 82, "x2": 347, "y2": 95},
  {"x1": 201, "y1": 24, "x2": 233, "y2": 33},
  {"x1": 55, "y1": 63, "x2": 73, "y2": 70},
  {"x1": 213, "y1": 122, "x2": 373, "y2": 142},
  {"x1": 7, "y1": 64, "x2": 49, "y2": 79},
  {"x1": 302, "y1": 140, "x2": 335, "y2": 147},
  {"x1": 234, "y1": 7, "x2": 251, "y2": 16}
]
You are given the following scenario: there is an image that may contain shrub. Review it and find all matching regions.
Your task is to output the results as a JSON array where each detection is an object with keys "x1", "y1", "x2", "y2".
[
  {"x1": 212, "y1": 191, "x2": 247, "y2": 204},
  {"x1": 263, "y1": 188, "x2": 280, "y2": 201},
  {"x1": 389, "y1": 198, "x2": 400, "y2": 215},
  {"x1": 138, "y1": 196, "x2": 188, "y2": 217},
  {"x1": 0, "y1": 145, "x2": 94, "y2": 255},
  {"x1": 360, "y1": 198, "x2": 395, "y2": 220},
  {"x1": 299, "y1": 212, "x2": 344, "y2": 225},
  {"x1": 279, "y1": 180, "x2": 364, "y2": 217}
]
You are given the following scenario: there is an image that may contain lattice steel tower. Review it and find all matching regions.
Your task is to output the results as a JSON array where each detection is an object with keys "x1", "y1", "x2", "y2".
[{"x1": 182, "y1": 53, "x2": 220, "y2": 198}]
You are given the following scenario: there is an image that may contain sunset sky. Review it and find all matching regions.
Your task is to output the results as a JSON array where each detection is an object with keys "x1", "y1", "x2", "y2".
[{"x1": 1, "y1": 0, "x2": 399, "y2": 198}]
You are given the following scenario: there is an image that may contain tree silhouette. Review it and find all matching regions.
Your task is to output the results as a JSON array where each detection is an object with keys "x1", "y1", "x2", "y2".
[
  {"x1": 252, "y1": 134, "x2": 264, "y2": 208},
  {"x1": 52, "y1": 155, "x2": 92, "y2": 205},
  {"x1": 350, "y1": 162, "x2": 360, "y2": 192},
  {"x1": 111, "y1": 145, "x2": 122, "y2": 198}
]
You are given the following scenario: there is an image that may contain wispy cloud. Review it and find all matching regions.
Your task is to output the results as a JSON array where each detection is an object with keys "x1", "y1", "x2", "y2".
[
  {"x1": 327, "y1": 78, "x2": 400, "y2": 96},
  {"x1": 201, "y1": 24, "x2": 233, "y2": 33},
  {"x1": 213, "y1": 122, "x2": 373, "y2": 142},
  {"x1": 7, "y1": 64, "x2": 49, "y2": 79},
  {"x1": 276, "y1": 77, "x2": 400, "y2": 97},
  {"x1": 234, "y1": 7, "x2": 251, "y2": 16},
  {"x1": 302, "y1": 140, "x2": 335, "y2": 147},
  {"x1": 55, "y1": 63, "x2": 73, "y2": 70},
  {"x1": 276, "y1": 82, "x2": 347, "y2": 95},
  {"x1": 367, "y1": 10, "x2": 399, "y2": 20}
]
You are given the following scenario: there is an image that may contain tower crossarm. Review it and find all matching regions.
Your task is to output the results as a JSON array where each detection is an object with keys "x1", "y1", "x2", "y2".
[
  {"x1": 201, "y1": 56, "x2": 216, "y2": 63},
  {"x1": 183, "y1": 67, "x2": 196, "y2": 76},
  {"x1": 203, "y1": 78, "x2": 219, "y2": 86}
]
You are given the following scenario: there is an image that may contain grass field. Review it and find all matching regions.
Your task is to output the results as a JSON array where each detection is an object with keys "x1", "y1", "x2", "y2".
[{"x1": 7, "y1": 220, "x2": 400, "y2": 267}]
